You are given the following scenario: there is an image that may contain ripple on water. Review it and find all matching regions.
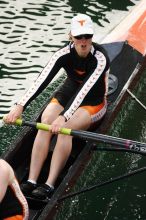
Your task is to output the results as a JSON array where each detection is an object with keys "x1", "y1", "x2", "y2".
[
  {"x1": 0, "y1": 0, "x2": 139, "y2": 119},
  {"x1": 0, "y1": 0, "x2": 72, "y2": 117}
]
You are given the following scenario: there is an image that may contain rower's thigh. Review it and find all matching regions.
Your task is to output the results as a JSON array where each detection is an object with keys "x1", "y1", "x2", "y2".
[
  {"x1": 65, "y1": 108, "x2": 91, "y2": 130},
  {"x1": 41, "y1": 103, "x2": 64, "y2": 124}
]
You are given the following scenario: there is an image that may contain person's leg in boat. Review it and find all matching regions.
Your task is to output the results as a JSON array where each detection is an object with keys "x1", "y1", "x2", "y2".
[
  {"x1": 20, "y1": 101, "x2": 64, "y2": 195},
  {"x1": 31, "y1": 101, "x2": 107, "y2": 200}
]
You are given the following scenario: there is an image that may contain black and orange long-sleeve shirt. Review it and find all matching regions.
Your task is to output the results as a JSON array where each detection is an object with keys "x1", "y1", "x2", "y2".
[{"x1": 17, "y1": 42, "x2": 110, "y2": 121}]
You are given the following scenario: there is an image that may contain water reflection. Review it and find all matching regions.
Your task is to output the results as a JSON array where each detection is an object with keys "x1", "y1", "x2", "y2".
[
  {"x1": 68, "y1": 0, "x2": 135, "y2": 24},
  {"x1": 0, "y1": 0, "x2": 138, "y2": 118},
  {"x1": 0, "y1": 0, "x2": 71, "y2": 117}
]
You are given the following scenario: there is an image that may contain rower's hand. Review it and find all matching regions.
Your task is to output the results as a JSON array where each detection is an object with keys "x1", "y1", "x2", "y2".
[
  {"x1": 3, "y1": 104, "x2": 24, "y2": 124},
  {"x1": 51, "y1": 115, "x2": 66, "y2": 134}
]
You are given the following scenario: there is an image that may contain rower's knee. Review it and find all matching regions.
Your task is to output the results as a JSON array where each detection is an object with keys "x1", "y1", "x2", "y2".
[
  {"x1": 41, "y1": 111, "x2": 52, "y2": 124},
  {"x1": 0, "y1": 159, "x2": 14, "y2": 181},
  {"x1": 41, "y1": 103, "x2": 64, "y2": 124},
  {"x1": 56, "y1": 134, "x2": 72, "y2": 149}
]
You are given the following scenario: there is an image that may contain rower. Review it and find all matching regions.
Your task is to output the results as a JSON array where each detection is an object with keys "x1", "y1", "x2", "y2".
[
  {"x1": 4, "y1": 13, "x2": 110, "y2": 200},
  {"x1": 0, "y1": 159, "x2": 29, "y2": 219}
]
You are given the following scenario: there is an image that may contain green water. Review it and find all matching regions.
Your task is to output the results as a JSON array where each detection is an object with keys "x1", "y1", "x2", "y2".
[{"x1": 0, "y1": 0, "x2": 146, "y2": 219}]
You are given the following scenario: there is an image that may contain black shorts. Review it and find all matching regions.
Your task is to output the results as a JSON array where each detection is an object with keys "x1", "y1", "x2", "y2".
[
  {"x1": 52, "y1": 77, "x2": 80, "y2": 108},
  {"x1": 50, "y1": 78, "x2": 107, "y2": 123}
]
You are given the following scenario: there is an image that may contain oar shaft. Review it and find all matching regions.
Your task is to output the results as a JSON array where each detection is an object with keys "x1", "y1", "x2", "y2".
[
  {"x1": 15, "y1": 119, "x2": 146, "y2": 153},
  {"x1": 71, "y1": 130, "x2": 146, "y2": 150}
]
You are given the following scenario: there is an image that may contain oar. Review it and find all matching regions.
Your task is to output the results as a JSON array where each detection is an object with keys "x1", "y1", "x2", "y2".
[
  {"x1": 59, "y1": 166, "x2": 146, "y2": 202},
  {"x1": 13, "y1": 119, "x2": 146, "y2": 154}
]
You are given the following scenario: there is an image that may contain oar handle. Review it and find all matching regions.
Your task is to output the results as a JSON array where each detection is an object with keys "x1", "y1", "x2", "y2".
[{"x1": 15, "y1": 119, "x2": 72, "y2": 135}]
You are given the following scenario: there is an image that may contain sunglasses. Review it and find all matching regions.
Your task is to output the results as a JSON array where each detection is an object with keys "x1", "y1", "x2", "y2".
[{"x1": 74, "y1": 34, "x2": 93, "y2": 40}]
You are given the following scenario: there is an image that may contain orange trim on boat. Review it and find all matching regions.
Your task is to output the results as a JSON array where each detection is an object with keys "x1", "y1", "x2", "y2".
[
  {"x1": 102, "y1": 0, "x2": 146, "y2": 55},
  {"x1": 127, "y1": 10, "x2": 146, "y2": 55}
]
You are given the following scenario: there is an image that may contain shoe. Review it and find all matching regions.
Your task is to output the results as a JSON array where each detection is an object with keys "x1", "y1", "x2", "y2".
[
  {"x1": 20, "y1": 181, "x2": 37, "y2": 196},
  {"x1": 32, "y1": 184, "x2": 54, "y2": 200}
]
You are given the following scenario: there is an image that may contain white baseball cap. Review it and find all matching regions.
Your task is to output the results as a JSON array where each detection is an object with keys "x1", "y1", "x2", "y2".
[{"x1": 71, "y1": 14, "x2": 94, "y2": 37}]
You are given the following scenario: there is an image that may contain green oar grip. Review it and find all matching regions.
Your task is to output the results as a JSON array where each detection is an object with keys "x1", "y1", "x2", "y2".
[
  {"x1": 60, "y1": 127, "x2": 72, "y2": 135},
  {"x1": 15, "y1": 118, "x2": 23, "y2": 126},
  {"x1": 36, "y1": 123, "x2": 51, "y2": 131},
  {"x1": 15, "y1": 119, "x2": 72, "y2": 135}
]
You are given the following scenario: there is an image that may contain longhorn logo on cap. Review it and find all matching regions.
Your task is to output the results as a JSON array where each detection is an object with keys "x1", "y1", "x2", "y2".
[{"x1": 78, "y1": 20, "x2": 86, "y2": 26}]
